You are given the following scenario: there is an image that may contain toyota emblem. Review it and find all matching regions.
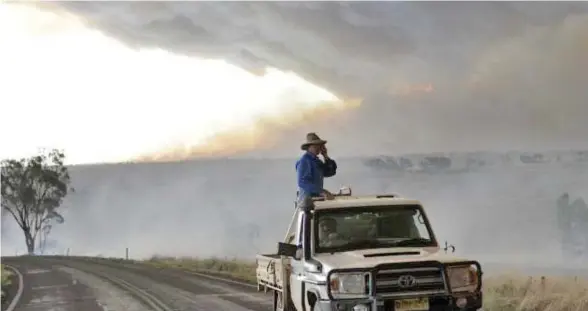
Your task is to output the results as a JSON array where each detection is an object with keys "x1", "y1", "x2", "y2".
[{"x1": 398, "y1": 275, "x2": 417, "y2": 288}]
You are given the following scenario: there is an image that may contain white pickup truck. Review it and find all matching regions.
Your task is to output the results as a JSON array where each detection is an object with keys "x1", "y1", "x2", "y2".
[{"x1": 256, "y1": 189, "x2": 483, "y2": 311}]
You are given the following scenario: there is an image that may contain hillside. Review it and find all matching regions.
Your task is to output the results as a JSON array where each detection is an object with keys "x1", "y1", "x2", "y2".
[{"x1": 2, "y1": 151, "x2": 587, "y2": 270}]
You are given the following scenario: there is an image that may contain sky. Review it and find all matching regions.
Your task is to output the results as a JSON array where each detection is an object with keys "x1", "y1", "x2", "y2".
[
  {"x1": 1, "y1": 2, "x2": 588, "y2": 164},
  {"x1": 0, "y1": 3, "x2": 351, "y2": 164}
]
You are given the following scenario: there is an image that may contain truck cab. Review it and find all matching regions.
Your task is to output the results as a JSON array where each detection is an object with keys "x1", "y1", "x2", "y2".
[{"x1": 256, "y1": 189, "x2": 483, "y2": 311}]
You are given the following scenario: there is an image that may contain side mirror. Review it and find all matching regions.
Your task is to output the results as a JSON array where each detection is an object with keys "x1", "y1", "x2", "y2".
[
  {"x1": 443, "y1": 241, "x2": 456, "y2": 253},
  {"x1": 277, "y1": 242, "x2": 299, "y2": 258}
]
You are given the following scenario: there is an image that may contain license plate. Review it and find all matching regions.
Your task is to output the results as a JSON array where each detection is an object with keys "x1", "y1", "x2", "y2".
[{"x1": 394, "y1": 298, "x2": 429, "y2": 311}]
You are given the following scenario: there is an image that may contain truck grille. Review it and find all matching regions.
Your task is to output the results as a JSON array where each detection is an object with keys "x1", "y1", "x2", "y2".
[{"x1": 374, "y1": 262, "x2": 446, "y2": 297}]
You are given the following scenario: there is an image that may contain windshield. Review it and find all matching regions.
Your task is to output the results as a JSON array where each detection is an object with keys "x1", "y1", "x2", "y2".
[{"x1": 313, "y1": 205, "x2": 437, "y2": 253}]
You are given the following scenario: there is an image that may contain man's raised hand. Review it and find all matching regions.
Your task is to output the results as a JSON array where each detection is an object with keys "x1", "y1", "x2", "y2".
[{"x1": 320, "y1": 145, "x2": 329, "y2": 158}]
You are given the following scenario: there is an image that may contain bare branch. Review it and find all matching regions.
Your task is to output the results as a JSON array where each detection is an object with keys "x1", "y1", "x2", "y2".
[{"x1": 3, "y1": 207, "x2": 26, "y2": 231}]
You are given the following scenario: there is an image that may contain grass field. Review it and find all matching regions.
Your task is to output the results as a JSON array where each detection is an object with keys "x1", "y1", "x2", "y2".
[
  {"x1": 1, "y1": 264, "x2": 13, "y2": 303},
  {"x1": 144, "y1": 256, "x2": 588, "y2": 311}
]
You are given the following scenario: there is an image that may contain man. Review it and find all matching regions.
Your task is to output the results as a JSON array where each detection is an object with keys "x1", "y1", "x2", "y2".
[
  {"x1": 318, "y1": 217, "x2": 340, "y2": 247},
  {"x1": 295, "y1": 132, "x2": 337, "y2": 200}
]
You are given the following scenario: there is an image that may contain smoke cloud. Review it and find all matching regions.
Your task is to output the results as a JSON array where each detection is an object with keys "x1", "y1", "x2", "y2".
[
  {"x1": 37, "y1": 1, "x2": 588, "y2": 159},
  {"x1": 135, "y1": 97, "x2": 363, "y2": 161}
]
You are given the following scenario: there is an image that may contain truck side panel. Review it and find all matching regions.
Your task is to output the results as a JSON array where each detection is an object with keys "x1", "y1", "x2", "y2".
[{"x1": 256, "y1": 254, "x2": 285, "y2": 291}]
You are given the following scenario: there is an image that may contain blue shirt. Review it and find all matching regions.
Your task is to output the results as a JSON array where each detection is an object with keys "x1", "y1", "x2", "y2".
[{"x1": 295, "y1": 152, "x2": 337, "y2": 197}]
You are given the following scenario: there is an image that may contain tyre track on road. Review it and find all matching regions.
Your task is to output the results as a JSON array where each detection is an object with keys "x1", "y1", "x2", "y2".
[
  {"x1": 47, "y1": 257, "x2": 272, "y2": 311},
  {"x1": 1, "y1": 258, "x2": 114, "y2": 311},
  {"x1": 70, "y1": 266, "x2": 173, "y2": 311}
]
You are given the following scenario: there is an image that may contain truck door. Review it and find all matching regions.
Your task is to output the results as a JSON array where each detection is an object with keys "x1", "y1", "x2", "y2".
[{"x1": 289, "y1": 212, "x2": 304, "y2": 311}]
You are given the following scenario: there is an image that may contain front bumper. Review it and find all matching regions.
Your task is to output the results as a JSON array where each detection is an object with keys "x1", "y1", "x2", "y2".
[{"x1": 315, "y1": 292, "x2": 482, "y2": 311}]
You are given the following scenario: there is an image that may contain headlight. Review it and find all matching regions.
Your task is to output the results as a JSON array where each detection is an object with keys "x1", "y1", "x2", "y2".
[
  {"x1": 329, "y1": 272, "x2": 370, "y2": 299},
  {"x1": 446, "y1": 264, "x2": 479, "y2": 293}
]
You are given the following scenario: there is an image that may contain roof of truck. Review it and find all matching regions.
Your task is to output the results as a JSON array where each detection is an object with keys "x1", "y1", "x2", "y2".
[{"x1": 311, "y1": 195, "x2": 422, "y2": 210}]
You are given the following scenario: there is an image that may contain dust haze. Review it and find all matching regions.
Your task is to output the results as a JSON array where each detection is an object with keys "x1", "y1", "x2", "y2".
[{"x1": 2, "y1": 2, "x2": 588, "y2": 273}]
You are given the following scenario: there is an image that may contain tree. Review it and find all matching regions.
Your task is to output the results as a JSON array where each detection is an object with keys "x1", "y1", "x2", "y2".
[
  {"x1": 38, "y1": 223, "x2": 53, "y2": 255},
  {"x1": 1, "y1": 149, "x2": 73, "y2": 255}
]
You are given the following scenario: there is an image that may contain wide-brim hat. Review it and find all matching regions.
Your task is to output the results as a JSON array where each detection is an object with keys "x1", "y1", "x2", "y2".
[{"x1": 301, "y1": 132, "x2": 327, "y2": 150}]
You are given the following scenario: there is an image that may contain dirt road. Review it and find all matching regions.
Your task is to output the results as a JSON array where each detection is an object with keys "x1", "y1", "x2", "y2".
[
  {"x1": 1, "y1": 259, "x2": 105, "y2": 311},
  {"x1": 2, "y1": 256, "x2": 271, "y2": 311}
]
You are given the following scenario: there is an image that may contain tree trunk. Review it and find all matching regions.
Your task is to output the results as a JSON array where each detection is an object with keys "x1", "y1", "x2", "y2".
[{"x1": 24, "y1": 229, "x2": 35, "y2": 255}]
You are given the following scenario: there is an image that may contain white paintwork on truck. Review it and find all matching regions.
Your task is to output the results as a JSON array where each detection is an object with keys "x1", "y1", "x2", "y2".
[
  {"x1": 256, "y1": 255, "x2": 286, "y2": 291},
  {"x1": 313, "y1": 247, "x2": 471, "y2": 273},
  {"x1": 257, "y1": 208, "x2": 304, "y2": 294},
  {"x1": 312, "y1": 196, "x2": 422, "y2": 210}
]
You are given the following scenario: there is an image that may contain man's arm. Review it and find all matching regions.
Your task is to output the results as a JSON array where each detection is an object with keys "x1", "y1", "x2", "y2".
[
  {"x1": 322, "y1": 156, "x2": 337, "y2": 178},
  {"x1": 296, "y1": 157, "x2": 322, "y2": 195}
]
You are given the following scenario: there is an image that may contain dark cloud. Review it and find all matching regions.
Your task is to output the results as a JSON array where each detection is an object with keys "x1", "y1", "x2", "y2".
[{"x1": 41, "y1": 2, "x2": 588, "y2": 156}]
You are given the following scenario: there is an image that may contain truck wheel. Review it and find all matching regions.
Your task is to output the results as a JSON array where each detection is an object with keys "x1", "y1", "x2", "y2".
[
  {"x1": 286, "y1": 296, "x2": 297, "y2": 311},
  {"x1": 272, "y1": 290, "x2": 297, "y2": 311}
]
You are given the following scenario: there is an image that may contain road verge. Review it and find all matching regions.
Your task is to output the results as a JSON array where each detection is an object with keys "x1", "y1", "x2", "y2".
[{"x1": 1, "y1": 264, "x2": 23, "y2": 311}]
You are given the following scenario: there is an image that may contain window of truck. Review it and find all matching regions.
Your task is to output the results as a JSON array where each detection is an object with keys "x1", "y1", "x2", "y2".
[{"x1": 313, "y1": 205, "x2": 437, "y2": 253}]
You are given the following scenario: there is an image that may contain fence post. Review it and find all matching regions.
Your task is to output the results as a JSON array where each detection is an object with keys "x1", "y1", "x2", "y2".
[
  {"x1": 66, "y1": 248, "x2": 70, "y2": 256},
  {"x1": 125, "y1": 247, "x2": 129, "y2": 260}
]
